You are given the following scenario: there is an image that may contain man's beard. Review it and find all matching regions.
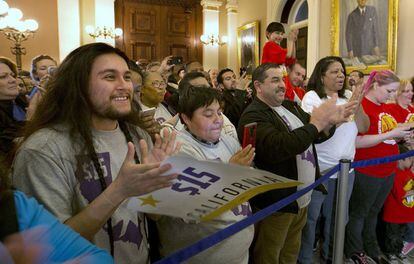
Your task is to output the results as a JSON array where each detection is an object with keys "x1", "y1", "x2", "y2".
[{"x1": 92, "y1": 101, "x2": 132, "y2": 120}]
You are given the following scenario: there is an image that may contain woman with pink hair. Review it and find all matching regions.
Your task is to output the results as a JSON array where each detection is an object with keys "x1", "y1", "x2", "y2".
[{"x1": 345, "y1": 70, "x2": 412, "y2": 263}]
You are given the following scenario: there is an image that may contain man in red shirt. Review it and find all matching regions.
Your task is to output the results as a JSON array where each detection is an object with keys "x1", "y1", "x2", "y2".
[{"x1": 284, "y1": 63, "x2": 306, "y2": 102}]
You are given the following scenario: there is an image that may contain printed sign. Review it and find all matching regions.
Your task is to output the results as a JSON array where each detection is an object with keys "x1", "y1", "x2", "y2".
[{"x1": 126, "y1": 155, "x2": 300, "y2": 222}]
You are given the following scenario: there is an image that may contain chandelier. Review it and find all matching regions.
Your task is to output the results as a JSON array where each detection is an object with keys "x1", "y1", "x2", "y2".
[
  {"x1": 85, "y1": 25, "x2": 123, "y2": 39},
  {"x1": 200, "y1": 34, "x2": 228, "y2": 46},
  {"x1": 0, "y1": 1, "x2": 39, "y2": 71}
]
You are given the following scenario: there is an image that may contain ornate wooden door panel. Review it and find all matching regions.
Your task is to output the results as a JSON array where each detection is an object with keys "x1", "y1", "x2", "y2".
[
  {"x1": 115, "y1": 0, "x2": 202, "y2": 63},
  {"x1": 296, "y1": 27, "x2": 308, "y2": 68}
]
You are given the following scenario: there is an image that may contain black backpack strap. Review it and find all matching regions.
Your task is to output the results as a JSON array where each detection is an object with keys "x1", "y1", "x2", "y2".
[{"x1": 0, "y1": 190, "x2": 19, "y2": 241}]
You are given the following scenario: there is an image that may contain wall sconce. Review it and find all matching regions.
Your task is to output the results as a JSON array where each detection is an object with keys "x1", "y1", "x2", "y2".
[
  {"x1": 200, "y1": 34, "x2": 228, "y2": 46},
  {"x1": 0, "y1": 3, "x2": 39, "y2": 71},
  {"x1": 85, "y1": 25, "x2": 123, "y2": 39}
]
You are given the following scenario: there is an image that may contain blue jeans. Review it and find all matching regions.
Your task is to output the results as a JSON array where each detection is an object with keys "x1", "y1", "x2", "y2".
[{"x1": 298, "y1": 172, "x2": 355, "y2": 263}]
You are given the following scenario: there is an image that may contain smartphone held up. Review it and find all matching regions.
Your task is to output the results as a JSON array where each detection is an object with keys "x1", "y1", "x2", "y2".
[
  {"x1": 168, "y1": 56, "x2": 183, "y2": 65},
  {"x1": 139, "y1": 107, "x2": 156, "y2": 118},
  {"x1": 242, "y1": 122, "x2": 257, "y2": 148}
]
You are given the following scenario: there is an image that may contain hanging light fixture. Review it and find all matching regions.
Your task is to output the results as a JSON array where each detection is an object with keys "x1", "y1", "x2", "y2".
[
  {"x1": 0, "y1": 4, "x2": 39, "y2": 71},
  {"x1": 200, "y1": 34, "x2": 228, "y2": 46},
  {"x1": 85, "y1": 25, "x2": 123, "y2": 39}
]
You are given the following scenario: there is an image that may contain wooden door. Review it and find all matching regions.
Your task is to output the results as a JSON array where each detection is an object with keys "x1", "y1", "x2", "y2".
[
  {"x1": 115, "y1": 0, "x2": 202, "y2": 63},
  {"x1": 279, "y1": 26, "x2": 307, "y2": 68},
  {"x1": 295, "y1": 26, "x2": 307, "y2": 68}
]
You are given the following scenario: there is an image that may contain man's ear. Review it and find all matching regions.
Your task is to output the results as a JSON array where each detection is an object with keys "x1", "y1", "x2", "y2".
[
  {"x1": 181, "y1": 113, "x2": 191, "y2": 127},
  {"x1": 253, "y1": 80, "x2": 262, "y2": 93},
  {"x1": 218, "y1": 83, "x2": 224, "y2": 90}
]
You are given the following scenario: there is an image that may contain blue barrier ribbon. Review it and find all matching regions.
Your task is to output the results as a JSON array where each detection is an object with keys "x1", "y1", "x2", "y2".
[
  {"x1": 156, "y1": 150, "x2": 414, "y2": 264},
  {"x1": 352, "y1": 150, "x2": 414, "y2": 169},
  {"x1": 156, "y1": 165, "x2": 340, "y2": 264}
]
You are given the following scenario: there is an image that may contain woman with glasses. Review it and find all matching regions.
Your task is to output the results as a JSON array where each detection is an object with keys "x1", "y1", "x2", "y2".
[
  {"x1": 126, "y1": 60, "x2": 161, "y2": 141},
  {"x1": 139, "y1": 71, "x2": 173, "y2": 125}
]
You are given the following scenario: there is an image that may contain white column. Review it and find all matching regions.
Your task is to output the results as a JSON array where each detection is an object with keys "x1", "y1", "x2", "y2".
[
  {"x1": 305, "y1": 0, "x2": 320, "y2": 75},
  {"x1": 267, "y1": 0, "x2": 285, "y2": 24},
  {"x1": 57, "y1": 0, "x2": 81, "y2": 61},
  {"x1": 200, "y1": 0, "x2": 222, "y2": 70},
  {"x1": 226, "y1": 0, "x2": 238, "y2": 72}
]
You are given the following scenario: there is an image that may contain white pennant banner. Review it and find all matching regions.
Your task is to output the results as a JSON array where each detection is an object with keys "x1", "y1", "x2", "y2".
[{"x1": 126, "y1": 155, "x2": 301, "y2": 222}]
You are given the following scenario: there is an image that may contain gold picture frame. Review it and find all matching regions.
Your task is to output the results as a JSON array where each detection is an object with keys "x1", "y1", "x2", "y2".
[
  {"x1": 237, "y1": 21, "x2": 260, "y2": 75},
  {"x1": 331, "y1": 0, "x2": 398, "y2": 74}
]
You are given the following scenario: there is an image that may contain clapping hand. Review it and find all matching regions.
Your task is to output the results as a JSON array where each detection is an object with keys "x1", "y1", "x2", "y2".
[
  {"x1": 310, "y1": 94, "x2": 359, "y2": 131},
  {"x1": 349, "y1": 82, "x2": 365, "y2": 104},
  {"x1": 140, "y1": 129, "x2": 181, "y2": 164},
  {"x1": 114, "y1": 140, "x2": 179, "y2": 198}
]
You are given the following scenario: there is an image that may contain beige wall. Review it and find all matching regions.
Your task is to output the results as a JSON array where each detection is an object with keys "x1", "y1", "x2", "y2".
[
  {"x1": 227, "y1": 0, "x2": 414, "y2": 78},
  {"x1": 396, "y1": 0, "x2": 414, "y2": 79},
  {"x1": 2, "y1": 0, "x2": 412, "y2": 78},
  {"x1": 0, "y1": 0, "x2": 60, "y2": 72},
  {"x1": 238, "y1": 0, "x2": 267, "y2": 56},
  {"x1": 218, "y1": 3, "x2": 227, "y2": 70},
  {"x1": 318, "y1": 0, "x2": 331, "y2": 59}
]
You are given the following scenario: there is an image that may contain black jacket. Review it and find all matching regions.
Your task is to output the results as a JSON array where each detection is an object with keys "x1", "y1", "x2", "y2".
[
  {"x1": 0, "y1": 100, "x2": 25, "y2": 157},
  {"x1": 222, "y1": 89, "x2": 252, "y2": 127},
  {"x1": 237, "y1": 98, "x2": 332, "y2": 213}
]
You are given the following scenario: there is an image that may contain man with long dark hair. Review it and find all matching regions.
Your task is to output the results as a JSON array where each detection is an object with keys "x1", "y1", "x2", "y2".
[{"x1": 12, "y1": 43, "x2": 179, "y2": 263}]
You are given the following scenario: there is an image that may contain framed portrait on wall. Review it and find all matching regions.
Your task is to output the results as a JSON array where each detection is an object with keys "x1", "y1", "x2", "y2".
[
  {"x1": 237, "y1": 21, "x2": 260, "y2": 75},
  {"x1": 331, "y1": 0, "x2": 398, "y2": 74}
]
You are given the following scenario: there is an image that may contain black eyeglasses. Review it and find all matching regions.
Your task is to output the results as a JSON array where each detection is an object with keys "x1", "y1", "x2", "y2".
[{"x1": 151, "y1": 80, "x2": 167, "y2": 88}]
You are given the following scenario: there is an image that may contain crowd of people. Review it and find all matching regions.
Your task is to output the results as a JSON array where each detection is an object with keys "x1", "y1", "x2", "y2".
[{"x1": 0, "y1": 19, "x2": 414, "y2": 264}]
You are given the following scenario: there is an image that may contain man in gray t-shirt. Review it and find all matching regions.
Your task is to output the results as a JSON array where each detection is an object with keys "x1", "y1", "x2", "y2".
[{"x1": 12, "y1": 43, "x2": 179, "y2": 264}]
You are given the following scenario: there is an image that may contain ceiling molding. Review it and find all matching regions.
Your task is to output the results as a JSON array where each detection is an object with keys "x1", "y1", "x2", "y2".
[{"x1": 126, "y1": 0, "x2": 202, "y2": 8}]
